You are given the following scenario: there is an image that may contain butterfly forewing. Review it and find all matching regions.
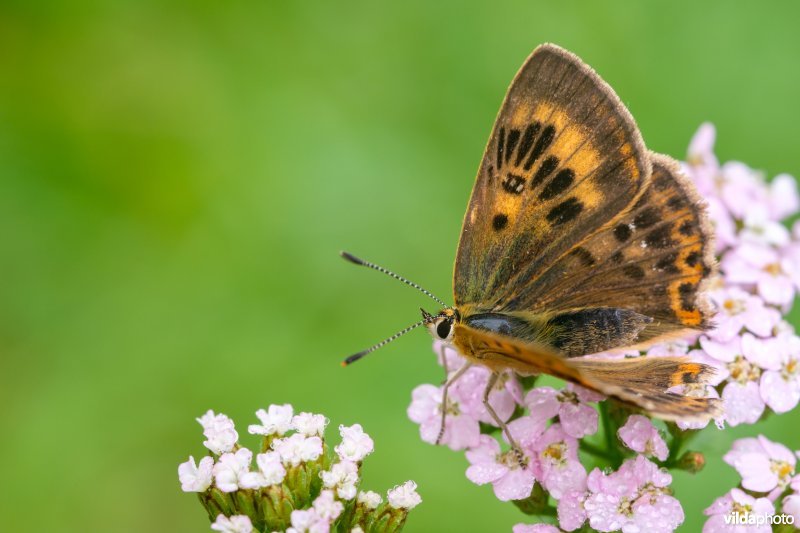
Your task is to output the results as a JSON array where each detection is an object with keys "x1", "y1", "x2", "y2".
[{"x1": 454, "y1": 44, "x2": 651, "y2": 310}]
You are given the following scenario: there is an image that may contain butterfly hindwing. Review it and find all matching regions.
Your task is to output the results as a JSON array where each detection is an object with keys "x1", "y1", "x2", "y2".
[
  {"x1": 454, "y1": 43, "x2": 651, "y2": 310},
  {"x1": 515, "y1": 153, "x2": 717, "y2": 345},
  {"x1": 453, "y1": 324, "x2": 721, "y2": 422}
]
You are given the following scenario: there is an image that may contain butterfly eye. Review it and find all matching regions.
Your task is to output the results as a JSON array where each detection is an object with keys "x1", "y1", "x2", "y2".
[{"x1": 436, "y1": 319, "x2": 452, "y2": 340}]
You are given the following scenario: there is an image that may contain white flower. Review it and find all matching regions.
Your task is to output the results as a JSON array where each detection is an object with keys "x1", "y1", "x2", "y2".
[
  {"x1": 249, "y1": 404, "x2": 294, "y2": 437},
  {"x1": 198, "y1": 411, "x2": 239, "y2": 455},
  {"x1": 286, "y1": 509, "x2": 326, "y2": 533},
  {"x1": 273, "y1": 433, "x2": 323, "y2": 466},
  {"x1": 178, "y1": 455, "x2": 214, "y2": 492},
  {"x1": 387, "y1": 480, "x2": 422, "y2": 509},
  {"x1": 292, "y1": 412, "x2": 328, "y2": 437},
  {"x1": 334, "y1": 424, "x2": 374, "y2": 462},
  {"x1": 210, "y1": 514, "x2": 253, "y2": 533},
  {"x1": 213, "y1": 448, "x2": 252, "y2": 492},
  {"x1": 351, "y1": 528, "x2": 364, "y2": 533},
  {"x1": 357, "y1": 490, "x2": 382, "y2": 509},
  {"x1": 239, "y1": 451, "x2": 286, "y2": 489},
  {"x1": 313, "y1": 490, "x2": 344, "y2": 522},
  {"x1": 196, "y1": 409, "x2": 219, "y2": 428},
  {"x1": 321, "y1": 461, "x2": 359, "y2": 500}
]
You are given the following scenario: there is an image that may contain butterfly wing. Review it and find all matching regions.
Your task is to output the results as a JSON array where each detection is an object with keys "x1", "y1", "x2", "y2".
[
  {"x1": 511, "y1": 153, "x2": 717, "y2": 344},
  {"x1": 454, "y1": 43, "x2": 716, "y2": 354},
  {"x1": 454, "y1": 43, "x2": 651, "y2": 310},
  {"x1": 453, "y1": 323, "x2": 721, "y2": 422}
]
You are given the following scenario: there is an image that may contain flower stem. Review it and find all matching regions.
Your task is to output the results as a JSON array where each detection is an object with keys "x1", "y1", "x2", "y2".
[
  {"x1": 600, "y1": 402, "x2": 624, "y2": 468},
  {"x1": 579, "y1": 440, "x2": 616, "y2": 461}
]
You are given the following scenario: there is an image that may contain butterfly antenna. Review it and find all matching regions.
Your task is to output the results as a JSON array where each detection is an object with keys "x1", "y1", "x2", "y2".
[
  {"x1": 340, "y1": 251, "x2": 446, "y2": 306},
  {"x1": 342, "y1": 319, "x2": 425, "y2": 366}
]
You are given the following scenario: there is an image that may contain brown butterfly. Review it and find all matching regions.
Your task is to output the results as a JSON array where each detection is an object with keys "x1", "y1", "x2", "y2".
[{"x1": 342, "y1": 43, "x2": 721, "y2": 453}]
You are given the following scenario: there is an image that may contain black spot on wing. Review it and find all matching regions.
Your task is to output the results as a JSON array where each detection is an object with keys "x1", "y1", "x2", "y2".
[
  {"x1": 667, "y1": 196, "x2": 686, "y2": 210},
  {"x1": 546, "y1": 197, "x2": 583, "y2": 226},
  {"x1": 678, "y1": 282, "x2": 696, "y2": 311},
  {"x1": 644, "y1": 225, "x2": 675, "y2": 249},
  {"x1": 502, "y1": 173, "x2": 526, "y2": 195},
  {"x1": 653, "y1": 173, "x2": 671, "y2": 191},
  {"x1": 538, "y1": 169, "x2": 575, "y2": 201},
  {"x1": 496, "y1": 127, "x2": 505, "y2": 168},
  {"x1": 633, "y1": 207, "x2": 660, "y2": 229},
  {"x1": 679, "y1": 220, "x2": 695, "y2": 236},
  {"x1": 505, "y1": 129, "x2": 521, "y2": 164},
  {"x1": 655, "y1": 253, "x2": 680, "y2": 274},
  {"x1": 514, "y1": 122, "x2": 541, "y2": 166},
  {"x1": 493, "y1": 213, "x2": 508, "y2": 231},
  {"x1": 622, "y1": 264, "x2": 645, "y2": 280},
  {"x1": 570, "y1": 247, "x2": 596, "y2": 267},
  {"x1": 614, "y1": 223, "x2": 632, "y2": 242},
  {"x1": 524, "y1": 125, "x2": 555, "y2": 170},
  {"x1": 685, "y1": 250, "x2": 700, "y2": 268},
  {"x1": 531, "y1": 155, "x2": 559, "y2": 189},
  {"x1": 682, "y1": 371, "x2": 699, "y2": 384}
]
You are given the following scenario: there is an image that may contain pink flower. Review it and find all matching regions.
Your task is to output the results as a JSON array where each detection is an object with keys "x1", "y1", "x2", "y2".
[
  {"x1": 513, "y1": 525, "x2": 562, "y2": 533},
  {"x1": 646, "y1": 340, "x2": 690, "y2": 357},
  {"x1": 706, "y1": 287, "x2": 780, "y2": 341},
  {"x1": 530, "y1": 424, "x2": 587, "y2": 499},
  {"x1": 407, "y1": 383, "x2": 480, "y2": 450},
  {"x1": 705, "y1": 197, "x2": 738, "y2": 252},
  {"x1": 699, "y1": 334, "x2": 767, "y2": 426},
  {"x1": 760, "y1": 333, "x2": 800, "y2": 413},
  {"x1": 453, "y1": 366, "x2": 523, "y2": 426},
  {"x1": 768, "y1": 173, "x2": 800, "y2": 221},
  {"x1": 717, "y1": 161, "x2": 769, "y2": 220},
  {"x1": 685, "y1": 122, "x2": 719, "y2": 198},
  {"x1": 618, "y1": 415, "x2": 669, "y2": 461},
  {"x1": 557, "y1": 490, "x2": 588, "y2": 532},
  {"x1": 583, "y1": 455, "x2": 683, "y2": 533},
  {"x1": 783, "y1": 494, "x2": 800, "y2": 524},
  {"x1": 703, "y1": 488, "x2": 774, "y2": 533},
  {"x1": 465, "y1": 419, "x2": 541, "y2": 502},
  {"x1": 723, "y1": 435, "x2": 797, "y2": 492},
  {"x1": 524, "y1": 384, "x2": 602, "y2": 439},
  {"x1": 722, "y1": 242, "x2": 797, "y2": 306}
]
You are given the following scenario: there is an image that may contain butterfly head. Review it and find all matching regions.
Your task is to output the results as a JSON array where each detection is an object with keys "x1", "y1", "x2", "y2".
[{"x1": 421, "y1": 307, "x2": 459, "y2": 343}]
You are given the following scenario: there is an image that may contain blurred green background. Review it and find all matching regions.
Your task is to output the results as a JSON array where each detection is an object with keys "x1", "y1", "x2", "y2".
[{"x1": 2, "y1": 1, "x2": 800, "y2": 531}]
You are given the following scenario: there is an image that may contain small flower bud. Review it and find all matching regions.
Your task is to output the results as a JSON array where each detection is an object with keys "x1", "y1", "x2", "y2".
[{"x1": 675, "y1": 450, "x2": 706, "y2": 473}]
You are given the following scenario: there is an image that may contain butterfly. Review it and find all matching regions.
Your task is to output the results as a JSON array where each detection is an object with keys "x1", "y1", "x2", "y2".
[{"x1": 343, "y1": 43, "x2": 721, "y2": 453}]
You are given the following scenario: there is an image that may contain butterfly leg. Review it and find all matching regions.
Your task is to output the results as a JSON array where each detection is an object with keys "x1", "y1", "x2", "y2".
[
  {"x1": 483, "y1": 372, "x2": 525, "y2": 466},
  {"x1": 438, "y1": 343, "x2": 449, "y2": 384},
  {"x1": 436, "y1": 361, "x2": 472, "y2": 445}
]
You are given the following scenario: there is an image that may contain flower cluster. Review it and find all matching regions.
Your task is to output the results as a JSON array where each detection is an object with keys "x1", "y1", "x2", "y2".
[
  {"x1": 179, "y1": 404, "x2": 421, "y2": 532},
  {"x1": 411, "y1": 342, "x2": 688, "y2": 531},
  {"x1": 704, "y1": 435, "x2": 799, "y2": 532},
  {"x1": 405, "y1": 123, "x2": 800, "y2": 532},
  {"x1": 683, "y1": 123, "x2": 800, "y2": 426}
]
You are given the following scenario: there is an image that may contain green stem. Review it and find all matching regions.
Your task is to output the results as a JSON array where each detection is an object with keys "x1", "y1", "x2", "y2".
[
  {"x1": 600, "y1": 402, "x2": 624, "y2": 468},
  {"x1": 662, "y1": 425, "x2": 699, "y2": 468},
  {"x1": 579, "y1": 440, "x2": 616, "y2": 461}
]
